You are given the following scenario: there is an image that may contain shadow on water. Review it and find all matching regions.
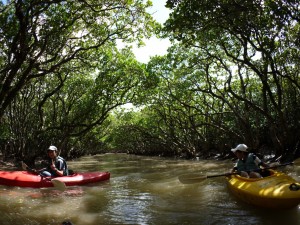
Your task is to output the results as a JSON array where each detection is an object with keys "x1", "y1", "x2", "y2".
[{"x1": 0, "y1": 153, "x2": 299, "y2": 225}]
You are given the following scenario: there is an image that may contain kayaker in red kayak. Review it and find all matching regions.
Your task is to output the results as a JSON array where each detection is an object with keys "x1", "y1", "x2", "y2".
[
  {"x1": 231, "y1": 144, "x2": 270, "y2": 178},
  {"x1": 32, "y1": 145, "x2": 69, "y2": 177}
]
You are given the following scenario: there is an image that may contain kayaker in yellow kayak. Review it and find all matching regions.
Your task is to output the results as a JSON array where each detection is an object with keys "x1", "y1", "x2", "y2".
[{"x1": 231, "y1": 144, "x2": 270, "y2": 178}]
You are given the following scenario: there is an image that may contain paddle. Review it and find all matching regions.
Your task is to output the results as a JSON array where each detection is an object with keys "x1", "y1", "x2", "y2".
[
  {"x1": 178, "y1": 161, "x2": 296, "y2": 184},
  {"x1": 21, "y1": 161, "x2": 66, "y2": 191}
]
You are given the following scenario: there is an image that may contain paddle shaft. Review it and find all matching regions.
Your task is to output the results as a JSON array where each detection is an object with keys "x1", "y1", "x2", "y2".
[
  {"x1": 178, "y1": 161, "x2": 294, "y2": 184},
  {"x1": 218, "y1": 161, "x2": 294, "y2": 178},
  {"x1": 239, "y1": 161, "x2": 293, "y2": 175},
  {"x1": 21, "y1": 161, "x2": 66, "y2": 191},
  {"x1": 207, "y1": 172, "x2": 238, "y2": 178}
]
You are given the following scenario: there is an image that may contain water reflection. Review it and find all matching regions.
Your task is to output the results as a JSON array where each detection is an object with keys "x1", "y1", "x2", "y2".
[{"x1": 0, "y1": 153, "x2": 299, "y2": 225}]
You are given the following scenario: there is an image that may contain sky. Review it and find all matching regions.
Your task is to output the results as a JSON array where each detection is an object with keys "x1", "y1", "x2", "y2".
[{"x1": 131, "y1": 0, "x2": 172, "y2": 63}]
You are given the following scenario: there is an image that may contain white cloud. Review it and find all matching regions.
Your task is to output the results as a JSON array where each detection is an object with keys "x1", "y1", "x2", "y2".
[
  {"x1": 132, "y1": 37, "x2": 171, "y2": 63},
  {"x1": 126, "y1": 0, "x2": 172, "y2": 63},
  {"x1": 148, "y1": 0, "x2": 171, "y2": 24},
  {"x1": 119, "y1": 1, "x2": 172, "y2": 109}
]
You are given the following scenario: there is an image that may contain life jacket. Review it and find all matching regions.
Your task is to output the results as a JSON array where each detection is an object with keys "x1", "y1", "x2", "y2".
[{"x1": 236, "y1": 153, "x2": 260, "y2": 172}]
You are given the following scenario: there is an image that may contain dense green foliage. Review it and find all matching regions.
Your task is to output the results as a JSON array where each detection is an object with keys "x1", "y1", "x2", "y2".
[
  {"x1": 0, "y1": 0, "x2": 158, "y2": 163},
  {"x1": 0, "y1": 0, "x2": 299, "y2": 162},
  {"x1": 161, "y1": 0, "x2": 300, "y2": 158},
  {"x1": 105, "y1": 0, "x2": 300, "y2": 159}
]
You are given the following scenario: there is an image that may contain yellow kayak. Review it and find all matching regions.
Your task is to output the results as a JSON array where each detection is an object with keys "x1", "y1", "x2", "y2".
[{"x1": 226, "y1": 169, "x2": 300, "y2": 208}]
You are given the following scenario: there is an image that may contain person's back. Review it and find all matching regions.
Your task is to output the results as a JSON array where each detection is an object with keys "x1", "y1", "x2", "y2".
[{"x1": 236, "y1": 152, "x2": 260, "y2": 172}]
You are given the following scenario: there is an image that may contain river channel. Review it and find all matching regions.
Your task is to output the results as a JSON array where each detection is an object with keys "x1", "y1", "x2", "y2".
[{"x1": 0, "y1": 153, "x2": 299, "y2": 225}]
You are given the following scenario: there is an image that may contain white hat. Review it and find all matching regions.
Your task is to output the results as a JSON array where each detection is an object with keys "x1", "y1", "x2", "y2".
[
  {"x1": 231, "y1": 144, "x2": 248, "y2": 153},
  {"x1": 48, "y1": 145, "x2": 57, "y2": 151}
]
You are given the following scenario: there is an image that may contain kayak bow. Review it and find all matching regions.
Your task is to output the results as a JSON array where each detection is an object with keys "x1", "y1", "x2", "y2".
[{"x1": 226, "y1": 169, "x2": 300, "y2": 208}]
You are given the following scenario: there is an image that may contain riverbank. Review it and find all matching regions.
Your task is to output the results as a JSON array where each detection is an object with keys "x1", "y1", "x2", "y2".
[{"x1": 0, "y1": 160, "x2": 16, "y2": 170}]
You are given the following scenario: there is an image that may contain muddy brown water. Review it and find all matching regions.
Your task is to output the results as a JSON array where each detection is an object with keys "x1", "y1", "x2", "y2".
[{"x1": 0, "y1": 153, "x2": 299, "y2": 225}]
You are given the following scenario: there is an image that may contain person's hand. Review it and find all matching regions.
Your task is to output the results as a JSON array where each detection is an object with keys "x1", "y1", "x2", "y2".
[
  {"x1": 29, "y1": 168, "x2": 37, "y2": 173},
  {"x1": 50, "y1": 164, "x2": 56, "y2": 170},
  {"x1": 50, "y1": 159, "x2": 56, "y2": 170}
]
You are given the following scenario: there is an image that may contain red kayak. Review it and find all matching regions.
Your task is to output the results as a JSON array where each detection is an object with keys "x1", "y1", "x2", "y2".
[{"x1": 0, "y1": 171, "x2": 110, "y2": 188}]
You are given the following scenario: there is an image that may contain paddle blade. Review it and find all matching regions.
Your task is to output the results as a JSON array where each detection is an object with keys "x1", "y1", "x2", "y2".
[
  {"x1": 178, "y1": 174, "x2": 207, "y2": 184},
  {"x1": 51, "y1": 179, "x2": 66, "y2": 192},
  {"x1": 21, "y1": 161, "x2": 28, "y2": 170}
]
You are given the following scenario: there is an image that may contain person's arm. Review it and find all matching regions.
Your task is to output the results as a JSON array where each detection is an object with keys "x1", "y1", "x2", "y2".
[
  {"x1": 230, "y1": 163, "x2": 238, "y2": 173},
  {"x1": 253, "y1": 155, "x2": 269, "y2": 168},
  {"x1": 50, "y1": 160, "x2": 64, "y2": 176},
  {"x1": 259, "y1": 161, "x2": 270, "y2": 168},
  {"x1": 52, "y1": 167, "x2": 64, "y2": 176}
]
